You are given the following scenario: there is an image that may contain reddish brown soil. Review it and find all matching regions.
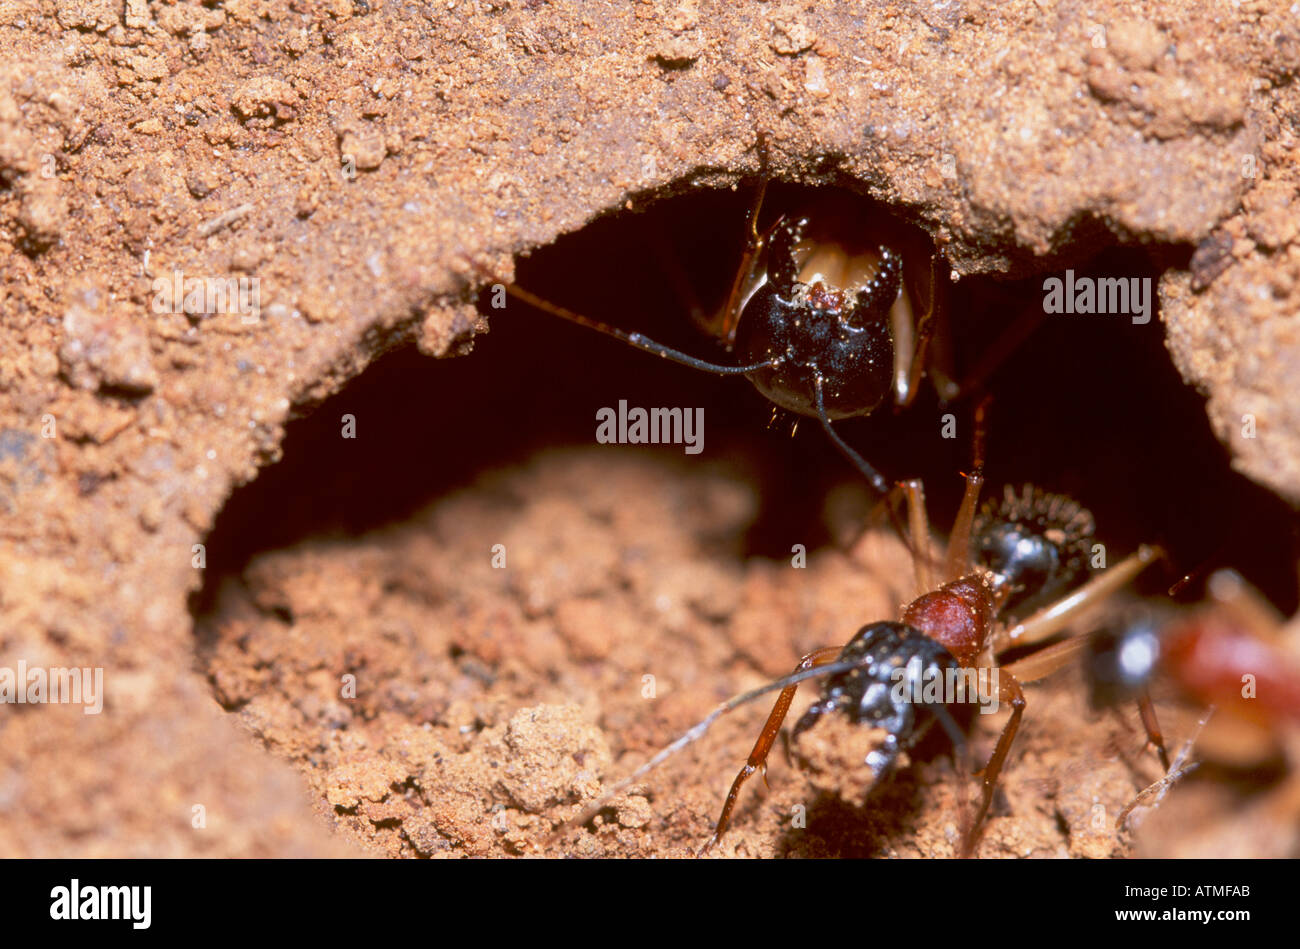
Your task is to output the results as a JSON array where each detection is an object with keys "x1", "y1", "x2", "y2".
[
  {"x1": 196, "y1": 448, "x2": 1183, "y2": 857},
  {"x1": 1, "y1": 0, "x2": 1297, "y2": 857}
]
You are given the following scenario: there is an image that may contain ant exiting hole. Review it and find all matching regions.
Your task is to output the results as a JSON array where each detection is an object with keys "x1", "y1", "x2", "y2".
[{"x1": 473, "y1": 136, "x2": 961, "y2": 503}]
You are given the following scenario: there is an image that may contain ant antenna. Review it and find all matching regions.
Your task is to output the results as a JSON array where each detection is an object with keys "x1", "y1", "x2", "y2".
[
  {"x1": 1115, "y1": 706, "x2": 1213, "y2": 831},
  {"x1": 480, "y1": 273, "x2": 783, "y2": 378},
  {"x1": 546, "y1": 656, "x2": 871, "y2": 847},
  {"x1": 929, "y1": 702, "x2": 977, "y2": 856},
  {"x1": 813, "y1": 373, "x2": 890, "y2": 497}
]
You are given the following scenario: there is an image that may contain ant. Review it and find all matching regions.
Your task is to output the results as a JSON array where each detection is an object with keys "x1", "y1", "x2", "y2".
[
  {"x1": 1088, "y1": 569, "x2": 1300, "y2": 734},
  {"x1": 1085, "y1": 569, "x2": 1300, "y2": 848},
  {"x1": 473, "y1": 134, "x2": 953, "y2": 497},
  {"x1": 552, "y1": 409, "x2": 1163, "y2": 856}
]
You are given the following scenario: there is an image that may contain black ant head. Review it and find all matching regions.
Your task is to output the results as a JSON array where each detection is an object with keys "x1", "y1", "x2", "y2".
[
  {"x1": 1084, "y1": 610, "x2": 1163, "y2": 708},
  {"x1": 790, "y1": 620, "x2": 964, "y2": 783},
  {"x1": 973, "y1": 485, "x2": 1095, "y2": 616},
  {"x1": 734, "y1": 214, "x2": 902, "y2": 421}
]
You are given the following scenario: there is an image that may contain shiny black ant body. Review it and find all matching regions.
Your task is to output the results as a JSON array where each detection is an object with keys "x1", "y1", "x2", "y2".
[{"x1": 476, "y1": 135, "x2": 948, "y2": 497}]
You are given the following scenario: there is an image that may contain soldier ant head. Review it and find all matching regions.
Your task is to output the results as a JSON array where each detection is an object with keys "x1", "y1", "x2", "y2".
[
  {"x1": 481, "y1": 139, "x2": 945, "y2": 497},
  {"x1": 735, "y1": 212, "x2": 905, "y2": 422},
  {"x1": 973, "y1": 485, "x2": 1096, "y2": 616}
]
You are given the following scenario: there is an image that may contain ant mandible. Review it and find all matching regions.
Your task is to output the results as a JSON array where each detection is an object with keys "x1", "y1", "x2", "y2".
[
  {"x1": 475, "y1": 133, "x2": 950, "y2": 497},
  {"x1": 552, "y1": 408, "x2": 1164, "y2": 856}
]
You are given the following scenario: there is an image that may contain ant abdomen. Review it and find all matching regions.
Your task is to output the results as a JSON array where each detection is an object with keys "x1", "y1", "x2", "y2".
[{"x1": 973, "y1": 485, "x2": 1097, "y2": 616}]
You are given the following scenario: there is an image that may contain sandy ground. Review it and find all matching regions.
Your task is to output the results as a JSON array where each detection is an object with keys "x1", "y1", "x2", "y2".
[
  {"x1": 1, "y1": 0, "x2": 1298, "y2": 857},
  {"x1": 195, "y1": 447, "x2": 1189, "y2": 858}
]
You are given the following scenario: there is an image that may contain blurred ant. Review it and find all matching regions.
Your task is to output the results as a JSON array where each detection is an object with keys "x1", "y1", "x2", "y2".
[
  {"x1": 553, "y1": 410, "x2": 1163, "y2": 856},
  {"x1": 473, "y1": 134, "x2": 953, "y2": 497},
  {"x1": 1088, "y1": 569, "x2": 1300, "y2": 734},
  {"x1": 1086, "y1": 569, "x2": 1300, "y2": 842}
]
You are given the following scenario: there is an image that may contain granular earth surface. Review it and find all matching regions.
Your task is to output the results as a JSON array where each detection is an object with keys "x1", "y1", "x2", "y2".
[{"x1": 1, "y1": 0, "x2": 1298, "y2": 857}]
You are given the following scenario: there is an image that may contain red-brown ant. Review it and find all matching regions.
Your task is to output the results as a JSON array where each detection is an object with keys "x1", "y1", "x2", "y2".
[
  {"x1": 1088, "y1": 570, "x2": 1300, "y2": 732},
  {"x1": 1085, "y1": 570, "x2": 1300, "y2": 843},
  {"x1": 552, "y1": 411, "x2": 1163, "y2": 856},
  {"x1": 474, "y1": 135, "x2": 950, "y2": 497},
  {"x1": 1086, "y1": 572, "x2": 1300, "y2": 759}
]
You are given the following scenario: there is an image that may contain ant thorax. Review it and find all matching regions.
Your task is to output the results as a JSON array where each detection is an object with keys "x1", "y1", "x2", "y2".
[{"x1": 901, "y1": 573, "x2": 999, "y2": 665}]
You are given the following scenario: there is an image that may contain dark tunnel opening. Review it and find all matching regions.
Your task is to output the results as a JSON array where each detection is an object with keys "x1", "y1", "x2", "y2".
[{"x1": 191, "y1": 183, "x2": 1299, "y2": 623}]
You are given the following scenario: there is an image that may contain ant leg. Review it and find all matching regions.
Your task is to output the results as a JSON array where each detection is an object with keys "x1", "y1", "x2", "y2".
[
  {"x1": 550, "y1": 656, "x2": 870, "y2": 848},
  {"x1": 1115, "y1": 707, "x2": 1212, "y2": 831},
  {"x1": 716, "y1": 133, "x2": 776, "y2": 347},
  {"x1": 1004, "y1": 638, "x2": 1171, "y2": 769},
  {"x1": 700, "y1": 645, "x2": 842, "y2": 855},
  {"x1": 489, "y1": 279, "x2": 780, "y2": 376},
  {"x1": 898, "y1": 479, "x2": 934, "y2": 596},
  {"x1": 1136, "y1": 690, "x2": 1172, "y2": 771},
  {"x1": 848, "y1": 482, "x2": 937, "y2": 598},
  {"x1": 1001, "y1": 634, "x2": 1091, "y2": 682},
  {"x1": 944, "y1": 471, "x2": 985, "y2": 584},
  {"x1": 964, "y1": 669, "x2": 1027, "y2": 856},
  {"x1": 930, "y1": 703, "x2": 974, "y2": 856},
  {"x1": 943, "y1": 397, "x2": 989, "y2": 582},
  {"x1": 845, "y1": 480, "x2": 907, "y2": 562},
  {"x1": 814, "y1": 373, "x2": 925, "y2": 557},
  {"x1": 1002, "y1": 624, "x2": 1173, "y2": 770},
  {"x1": 890, "y1": 288, "x2": 917, "y2": 407},
  {"x1": 899, "y1": 253, "x2": 953, "y2": 406},
  {"x1": 1000, "y1": 545, "x2": 1164, "y2": 648},
  {"x1": 1207, "y1": 569, "x2": 1286, "y2": 640}
]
